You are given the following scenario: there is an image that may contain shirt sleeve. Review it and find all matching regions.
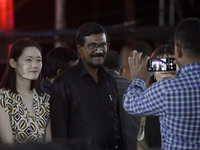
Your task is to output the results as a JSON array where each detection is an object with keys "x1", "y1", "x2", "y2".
[
  {"x1": 50, "y1": 77, "x2": 70, "y2": 140},
  {"x1": 123, "y1": 78, "x2": 166, "y2": 116}
]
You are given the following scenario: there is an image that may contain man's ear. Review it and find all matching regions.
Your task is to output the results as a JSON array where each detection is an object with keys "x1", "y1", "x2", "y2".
[
  {"x1": 175, "y1": 42, "x2": 183, "y2": 58},
  {"x1": 76, "y1": 44, "x2": 82, "y2": 54},
  {"x1": 56, "y1": 68, "x2": 62, "y2": 76},
  {"x1": 119, "y1": 68, "x2": 124, "y2": 76},
  {"x1": 9, "y1": 58, "x2": 17, "y2": 68}
]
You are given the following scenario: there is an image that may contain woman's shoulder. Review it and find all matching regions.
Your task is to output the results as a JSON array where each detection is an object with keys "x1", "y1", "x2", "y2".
[
  {"x1": 0, "y1": 88, "x2": 14, "y2": 96},
  {"x1": 0, "y1": 88, "x2": 8, "y2": 93},
  {"x1": 0, "y1": 88, "x2": 17, "y2": 109}
]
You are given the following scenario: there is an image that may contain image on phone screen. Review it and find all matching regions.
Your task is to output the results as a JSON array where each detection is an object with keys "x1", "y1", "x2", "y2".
[{"x1": 147, "y1": 58, "x2": 176, "y2": 72}]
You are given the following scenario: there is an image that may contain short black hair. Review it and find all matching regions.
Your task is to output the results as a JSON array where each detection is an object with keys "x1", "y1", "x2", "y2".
[
  {"x1": 43, "y1": 47, "x2": 79, "y2": 78},
  {"x1": 103, "y1": 49, "x2": 122, "y2": 72},
  {"x1": 175, "y1": 17, "x2": 200, "y2": 56},
  {"x1": 76, "y1": 22, "x2": 108, "y2": 46}
]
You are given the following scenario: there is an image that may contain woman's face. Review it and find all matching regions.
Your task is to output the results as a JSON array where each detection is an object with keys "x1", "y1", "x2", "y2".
[
  {"x1": 11, "y1": 46, "x2": 42, "y2": 81},
  {"x1": 154, "y1": 54, "x2": 176, "y2": 82}
]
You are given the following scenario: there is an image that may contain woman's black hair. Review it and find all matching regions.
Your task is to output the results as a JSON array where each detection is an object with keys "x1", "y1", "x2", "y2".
[{"x1": 0, "y1": 37, "x2": 43, "y2": 95}]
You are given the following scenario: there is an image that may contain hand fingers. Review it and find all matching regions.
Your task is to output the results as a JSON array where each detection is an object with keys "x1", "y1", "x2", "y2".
[
  {"x1": 128, "y1": 56, "x2": 134, "y2": 69},
  {"x1": 132, "y1": 50, "x2": 137, "y2": 65},
  {"x1": 138, "y1": 52, "x2": 143, "y2": 63},
  {"x1": 132, "y1": 50, "x2": 143, "y2": 64},
  {"x1": 128, "y1": 50, "x2": 153, "y2": 81},
  {"x1": 146, "y1": 56, "x2": 150, "y2": 64}
]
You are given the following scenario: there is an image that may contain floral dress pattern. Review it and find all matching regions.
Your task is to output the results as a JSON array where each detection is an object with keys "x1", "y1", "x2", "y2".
[{"x1": 0, "y1": 88, "x2": 50, "y2": 144}]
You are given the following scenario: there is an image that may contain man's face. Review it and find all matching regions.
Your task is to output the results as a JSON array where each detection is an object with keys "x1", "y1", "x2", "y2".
[{"x1": 78, "y1": 33, "x2": 108, "y2": 69}]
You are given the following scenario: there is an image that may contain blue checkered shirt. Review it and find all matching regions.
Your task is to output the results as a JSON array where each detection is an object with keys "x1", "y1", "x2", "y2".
[{"x1": 123, "y1": 63, "x2": 200, "y2": 150}]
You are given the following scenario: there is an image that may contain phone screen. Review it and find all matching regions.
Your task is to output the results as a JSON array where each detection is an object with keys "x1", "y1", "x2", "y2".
[{"x1": 147, "y1": 58, "x2": 176, "y2": 72}]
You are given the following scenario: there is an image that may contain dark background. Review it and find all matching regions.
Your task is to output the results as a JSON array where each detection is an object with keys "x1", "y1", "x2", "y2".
[
  {"x1": 0, "y1": 0, "x2": 200, "y2": 80},
  {"x1": 14, "y1": 0, "x2": 200, "y2": 29}
]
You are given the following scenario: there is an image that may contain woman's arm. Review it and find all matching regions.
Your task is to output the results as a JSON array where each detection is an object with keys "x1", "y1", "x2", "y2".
[
  {"x1": 136, "y1": 141, "x2": 145, "y2": 150},
  {"x1": 45, "y1": 118, "x2": 52, "y2": 142},
  {"x1": 0, "y1": 105, "x2": 14, "y2": 144}
]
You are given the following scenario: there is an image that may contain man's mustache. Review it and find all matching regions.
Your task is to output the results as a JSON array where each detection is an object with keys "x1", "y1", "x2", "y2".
[{"x1": 91, "y1": 54, "x2": 105, "y2": 57}]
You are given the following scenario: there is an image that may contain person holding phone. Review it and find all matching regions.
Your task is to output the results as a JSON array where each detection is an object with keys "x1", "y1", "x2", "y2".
[
  {"x1": 137, "y1": 45, "x2": 176, "y2": 150},
  {"x1": 123, "y1": 18, "x2": 200, "y2": 150}
]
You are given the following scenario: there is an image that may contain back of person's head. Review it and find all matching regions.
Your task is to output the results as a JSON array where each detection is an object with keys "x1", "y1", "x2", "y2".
[
  {"x1": 103, "y1": 49, "x2": 122, "y2": 73},
  {"x1": 175, "y1": 17, "x2": 200, "y2": 57},
  {"x1": 120, "y1": 40, "x2": 153, "y2": 80},
  {"x1": 0, "y1": 37, "x2": 43, "y2": 94},
  {"x1": 76, "y1": 22, "x2": 108, "y2": 46},
  {"x1": 151, "y1": 44, "x2": 174, "y2": 58},
  {"x1": 130, "y1": 40, "x2": 153, "y2": 57},
  {"x1": 43, "y1": 47, "x2": 79, "y2": 78}
]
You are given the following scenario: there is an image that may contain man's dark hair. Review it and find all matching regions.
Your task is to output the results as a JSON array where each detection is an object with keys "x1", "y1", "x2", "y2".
[
  {"x1": 103, "y1": 49, "x2": 122, "y2": 72},
  {"x1": 43, "y1": 47, "x2": 79, "y2": 78},
  {"x1": 175, "y1": 17, "x2": 200, "y2": 56},
  {"x1": 76, "y1": 22, "x2": 108, "y2": 46}
]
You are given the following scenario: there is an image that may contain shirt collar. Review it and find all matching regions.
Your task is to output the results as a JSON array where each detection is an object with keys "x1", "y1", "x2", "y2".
[
  {"x1": 78, "y1": 59, "x2": 108, "y2": 78},
  {"x1": 175, "y1": 63, "x2": 200, "y2": 77}
]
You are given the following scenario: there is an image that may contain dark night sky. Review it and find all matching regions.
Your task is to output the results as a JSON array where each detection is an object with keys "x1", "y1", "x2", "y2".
[
  {"x1": 12, "y1": 0, "x2": 161, "y2": 53},
  {"x1": 0, "y1": 0, "x2": 200, "y2": 79},
  {"x1": 12, "y1": 0, "x2": 200, "y2": 58},
  {"x1": 14, "y1": 0, "x2": 124, "y2": 30},
  {"x1": 14, "y1": 0, "x2": 55, "y2": 31},
  {"x1": 13, "y1": 0, "x2": 200, "y2": 47},
  {"x1": 13, "y1": 0, "x2": 170, "y2": 30},
  {"x1": 14, "y1": 0, "x2": 200, "y2": 30},
  {"x1": 14, "y1": 0, "x2": 127, "y2": 55}
]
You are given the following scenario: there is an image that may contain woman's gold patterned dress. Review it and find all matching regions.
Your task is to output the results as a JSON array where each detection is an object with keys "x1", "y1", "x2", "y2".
[{"x1": 0, "y1": 88, "x2": 50, "y2": 144}]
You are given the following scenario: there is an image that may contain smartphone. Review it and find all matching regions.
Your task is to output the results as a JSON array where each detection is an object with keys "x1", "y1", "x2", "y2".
[{"x1": 147, "y1": 58, "x2": 176, "y2": 72}]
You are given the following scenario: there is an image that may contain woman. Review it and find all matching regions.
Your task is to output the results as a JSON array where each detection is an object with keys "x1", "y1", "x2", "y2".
[
  {"x1": 0, "y1": 38, "x2": 51, "y2": 144},
  {"x1": 137, "y1": 44, "x2": 177, "y2": 150}
]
